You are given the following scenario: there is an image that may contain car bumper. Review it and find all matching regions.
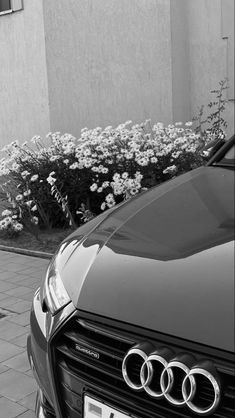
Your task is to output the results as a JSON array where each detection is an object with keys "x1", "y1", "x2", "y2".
[
  {"x1": 33, "y1": 388, "x2": 56, "y2": 418},
  {"x1": 27, "y1": 337, "x2": 56, "y2": 418},
  {"x1": 27, "y1": 288, "x2": 75, "y2": 418}
]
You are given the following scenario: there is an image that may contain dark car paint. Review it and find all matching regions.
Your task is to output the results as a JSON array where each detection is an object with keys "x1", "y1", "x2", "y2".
[
  {"x1": 207, "y1": 134, "x2": 235, "y2": 166},
  {"x1": 28, "y1": 136, "x2": 235, "y2": 418},
  {"x1": 53, "y1": 164, "x2": 234, "y2": 352},
  {"x1": 28, "y1": 290, "x2": 75, "y2": 416}
]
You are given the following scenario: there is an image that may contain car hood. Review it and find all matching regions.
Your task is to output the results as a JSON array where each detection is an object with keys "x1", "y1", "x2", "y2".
[{"x1": 57, "y1": 166, "x2": 234, "y2": 352}]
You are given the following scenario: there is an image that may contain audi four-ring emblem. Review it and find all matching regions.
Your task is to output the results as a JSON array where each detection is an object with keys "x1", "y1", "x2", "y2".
[{"x1": 122, "y1": 342, "x2": 221, "y2": 415}]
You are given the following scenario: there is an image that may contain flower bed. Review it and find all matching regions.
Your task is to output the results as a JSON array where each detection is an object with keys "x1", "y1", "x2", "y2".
[
  {"x1": 0, "y1": 228, "x2": 70, "y2": 254},
  {"x1": 0, "y1": 119, "x2": 216, "y2": 240}
]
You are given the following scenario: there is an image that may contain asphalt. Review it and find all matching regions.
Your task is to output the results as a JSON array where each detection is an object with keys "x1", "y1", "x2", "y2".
[{"x1": 0, "y1": 250, "x2": 49, "y2": 418}]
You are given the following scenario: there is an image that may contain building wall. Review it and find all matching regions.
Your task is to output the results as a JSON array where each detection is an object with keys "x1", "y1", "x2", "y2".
[
  {"x1": 170, "y1": 0, "x2": 191, "y2": 123},
  {"x1": 43, "y1": 0, "x2": 173, "y2": 137},
  {"x1": 0, "y1": 0, "x2": 233, "y2": 149},
  {"x1": 43, "y1": 0, "x2": 234, "y2": 138},
  {"x1": 0, "y1": 0, "x2": 50, "y2": 149},
  {"x1": 186, "y1": 0, "x2": 234, "y2": 136}
]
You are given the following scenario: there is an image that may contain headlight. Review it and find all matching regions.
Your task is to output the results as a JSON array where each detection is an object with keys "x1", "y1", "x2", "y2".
[{"x1": 43, "y1": 261, "x2": 71, "y2": 315}]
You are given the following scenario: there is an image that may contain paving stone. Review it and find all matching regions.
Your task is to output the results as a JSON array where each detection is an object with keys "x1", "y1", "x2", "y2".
[
  {"x1": 4, "y1": 286, "x2": 32, "y2": 297},
  {"x1": 0, "y1": 272, "x2": 20, "y2": 282},
  {"x1": 0, "y1": 281, "x2": 17, "y2": 292},
  {"x1": 0, "y1": 339, "x2": 24, "y2": 362},
  {"x1": 3, "y1": 351, "x2": 31, "y2": 373},
  {"x1": 11, "y1": 255, "x2": 38, "y2": 265},
  {"x1": 1, "y1": 263, "x2": 29, "y2": 273},
  {"x1": 0, "y1": 364, "x2": 8, "y2": 374},
  {"x1": 0, "y1": 251, "x2": 11, "y2": 257},
  {"x1": 0, "y1": 320, "x2": 28, "y2": 341},
  {"x1": 0, "y1": 292, "x2": 10, "y2": 301},
  {"x1": 0, "y1": 252, "x2": 45, "y2": 415},
  {"x1": 25, "y1": 369, "x2": 34, "y2": 378},
  {"x1": 0, "y1": 296, "x2": 23, "y2": 309},
  {"x1": 0, "y1": 260, "x2": 14, "y2": 267},
  {"x1": 17, "y1": 410, "x2": 36, "y2": 418},
  {"x1": 22, "y1": 266, "x2": 46, "y2": 276},
  {"x1": 9, "y1": 311, "x2": 30, "y2": 327},
  {"x1": 0, "y1": 251, "x2": 15, "y2": 257},
  {"x1": 0, "y1": 266, "x2": 7, "y2": 274},
  {"x1": 0, "y1": 397, "x2": 27, "y2": 418},
  {"x1": 34, "y1": 262, "x2": 50, "y2": 270},
  {"x1": 19, "y1": 291, "x2": 36, "y2": 302},
  {"x1": 0, "y1": 256, "x2": 12, "y2": 264},
  {"x1": 4, "y1": 300, "x2": 32, "y2": 314},
  {"x1": 0, "y1": 369, "x2": 37, "y2": 401},
  {"x1": 17, "y1": 278, "x2": 41, "y2": 289},
  {"x1": 10, "y1": 333, "x2": 28, "y2": 348},
  {"x1": 18, "y1": 391, "x2": 37, "y2": 411}
]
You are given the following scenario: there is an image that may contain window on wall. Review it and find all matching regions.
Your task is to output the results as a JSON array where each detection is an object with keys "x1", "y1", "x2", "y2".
[
  {"x1": 0, "y1": 0, "x2": 23, "y2": 15},
  {"x1": 0, "y1": 0, "x2": 11, "y2": 13}
]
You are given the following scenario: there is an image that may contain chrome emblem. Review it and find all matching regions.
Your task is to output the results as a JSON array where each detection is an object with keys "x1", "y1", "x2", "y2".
[
  {"x1": 122, "y1": 342, "x2": 221, "y2": 415},
  {"x1": 75, "y1": 344, "x2": 100, "y2": 359}
]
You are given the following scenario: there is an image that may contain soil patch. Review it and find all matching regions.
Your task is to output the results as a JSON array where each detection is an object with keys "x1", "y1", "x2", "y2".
[{"x1": 0, "y1": 229, "x2": 71, "y2": 254}]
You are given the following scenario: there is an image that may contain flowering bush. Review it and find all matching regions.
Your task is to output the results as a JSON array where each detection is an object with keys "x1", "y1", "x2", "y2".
[
  {"x1": 0, "y1": 179, "x2": 40, "y2": 239},
  {"x1": 0, "y1": 120, "x2": 214, "y2": 234},
  {"x1": 0, "y1": 209, "x2": 23, "y2": 238}
]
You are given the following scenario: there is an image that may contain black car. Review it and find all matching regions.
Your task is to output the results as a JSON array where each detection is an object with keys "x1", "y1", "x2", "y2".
[{"x1": 28, "y1": 135, "x2": 235, "y2": 418}]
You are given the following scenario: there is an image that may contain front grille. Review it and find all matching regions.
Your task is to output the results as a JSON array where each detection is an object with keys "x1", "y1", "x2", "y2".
[{"x1": 51, "y1": 313, "x2": 235, "y2": 418}]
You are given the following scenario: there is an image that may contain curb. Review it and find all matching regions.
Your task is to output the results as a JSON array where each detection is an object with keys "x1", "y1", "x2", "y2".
[{"x1": 0, "y1": 244, "x2": 53, "y2": 259}]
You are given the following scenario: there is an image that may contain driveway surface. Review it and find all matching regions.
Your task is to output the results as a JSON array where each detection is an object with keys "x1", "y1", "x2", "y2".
[{"x1": 0, "y1": 250, "x2": 49, "y2": 418}]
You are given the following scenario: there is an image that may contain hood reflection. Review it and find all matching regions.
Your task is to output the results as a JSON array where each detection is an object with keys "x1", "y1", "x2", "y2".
[{"x1": 83, "y1": 167, "x2": 234, "y2": 261}]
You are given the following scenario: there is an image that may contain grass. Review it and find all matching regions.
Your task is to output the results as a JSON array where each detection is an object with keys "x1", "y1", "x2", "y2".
[{"x1": 0, "y1": 228, "x2": 71, "y2": 254}]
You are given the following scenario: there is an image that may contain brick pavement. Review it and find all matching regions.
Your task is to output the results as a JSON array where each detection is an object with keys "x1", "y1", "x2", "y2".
[{"x1": 0, "y1": 250, "x2": 49, "y2": 418}]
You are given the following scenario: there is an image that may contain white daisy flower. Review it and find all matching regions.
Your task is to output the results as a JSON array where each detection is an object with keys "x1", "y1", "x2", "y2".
[
  {"x1": 31, "y1": 216, "x2": 39, "y2": 225},
  {"x1": 23, "y1": 190, "x2": 31, "y2": 197},
  {"x1": 15, "y1": 194, "x2": 24, "y2": 202},
  {"x1": 30, "y1": 174, "x2": 39, "y2": 182},
  {"x1": 100, "y1": 202, "x2": 106, "y2": 211},
  {"x1": 13, "y1": 223, "x2": 23, "y2": 232},
  {"x1": 90, "y1": 183, "x2": 98, "y2": 192},
  {"x1": 21, "y1": 170, "x2": 30, "y2": 179},
  {"x1": 163, "y1": 165, "x2": 177, "y2": 174},
  {"x1": 1, "y1": 209, "x2": 12, "y2": 217},
  {"x1": 105, "y1": 193, "x2": 114, "y2": 203}
]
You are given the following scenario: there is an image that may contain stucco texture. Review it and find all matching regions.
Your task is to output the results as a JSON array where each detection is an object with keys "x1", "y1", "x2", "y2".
[
  {"x1": 0, "y1": 0, "x2": 233, "y2": 147},
  {"x1": 43, "y1": 0, "x2": 173, "y2": 137},
  {"x1": 0, "y1": 0, "x2": 50, "y2": 148},
  {"x1": 187, "y1": 0, "x2": 234, "y2": 136}
]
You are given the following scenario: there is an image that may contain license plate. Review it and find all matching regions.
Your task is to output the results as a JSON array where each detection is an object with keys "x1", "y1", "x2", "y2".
[{"x1": 84, "y1": 395, "x2": 131, "y2": 418}]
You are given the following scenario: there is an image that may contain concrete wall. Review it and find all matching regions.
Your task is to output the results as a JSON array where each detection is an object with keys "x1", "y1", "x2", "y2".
[
  {"x1": 43, "y1": 0, "x2": 234, "y2": 137},
  {"x1": 43, "y1": 0, "x2": 173, "y2": 137},
  {"x1": 0, "y1": 0, "x2": 233, "y2": 148},
  {"x1": 0, "y1": 0, "x2": 50, "y2": 148},
  {"x1": 170, "y1": 0, "x2": 191, "y2": 123},
  {"x1": 186, "y1": 0, "x2": 234, "y2": 136}
]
